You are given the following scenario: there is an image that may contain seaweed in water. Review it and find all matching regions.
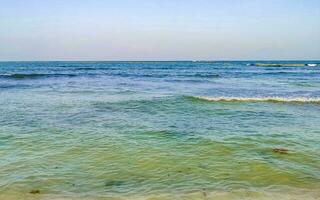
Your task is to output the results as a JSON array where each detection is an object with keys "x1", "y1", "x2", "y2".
[
  {"x1": 105, "y1": 180, "x2": 126, "y2": 187},
  {"x1": 272, "y1": 148, "x2": 289, "y2": 154},
  {"x1": 29, "y1": 189, "x2": 40, "y2": 194}
]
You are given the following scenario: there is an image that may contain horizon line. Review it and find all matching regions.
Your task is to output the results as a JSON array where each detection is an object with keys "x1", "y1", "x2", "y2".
[{"x1": 1, "y1": 59, "x2": 320, "y2": 62}]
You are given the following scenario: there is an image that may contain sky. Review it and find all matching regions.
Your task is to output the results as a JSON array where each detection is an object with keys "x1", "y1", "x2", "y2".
[{"x1": 0, "y1": 0, "x2": 319, "y2": 61}]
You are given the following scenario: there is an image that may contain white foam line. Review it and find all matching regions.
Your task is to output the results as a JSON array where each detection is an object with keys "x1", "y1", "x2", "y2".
[{"x1": 192, "y1": 96, "x2": 320, "y2": 103}]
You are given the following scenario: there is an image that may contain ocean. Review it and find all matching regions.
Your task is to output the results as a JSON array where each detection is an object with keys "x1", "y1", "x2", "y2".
[{"x1": 0, "y1": 61, "x2": 319, "y2": 199}]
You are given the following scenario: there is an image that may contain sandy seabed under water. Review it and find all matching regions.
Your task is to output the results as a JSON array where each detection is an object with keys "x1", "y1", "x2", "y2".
[
  {"x1": 1, "y1": 188, "x2": 320, "y2": 200},
  {"x1": 1, "y1": 62, "x2": 320, "y2": 200}
]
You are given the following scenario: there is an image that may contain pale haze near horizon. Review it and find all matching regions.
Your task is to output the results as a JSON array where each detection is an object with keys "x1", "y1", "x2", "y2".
[{"x1": 0, "y1": 0, "x2": 319, "y2": 61}]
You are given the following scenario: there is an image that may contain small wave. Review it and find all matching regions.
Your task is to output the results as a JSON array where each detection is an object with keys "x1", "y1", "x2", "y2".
[
  {"x1": 185, "y1": 74, "x2": 220, "y2": 78},
  {"x1": 247, "y1": 63, "x2": 318, "y2": 67},
  {"x1": 76, "y1": 67, "x2": 97, "y2": 71},
  {"x1": 188, "y1": 96, "x2": 320, "y2": 103},
  {"x1": 0, "y1": 84, "x2": 30, "y2": 89},
  {"x1": 0, "y1": 73, "x2": 77, "y2": 79}
]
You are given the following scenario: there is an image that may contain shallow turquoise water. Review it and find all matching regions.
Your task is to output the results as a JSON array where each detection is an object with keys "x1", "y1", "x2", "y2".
[{"x1": 0, "y1": 61, "x2": 320, "y2": 199}]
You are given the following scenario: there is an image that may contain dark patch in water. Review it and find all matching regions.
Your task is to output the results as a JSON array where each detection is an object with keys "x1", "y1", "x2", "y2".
[
  {"x1": 166, "y1": 79, "x2": 211, "y2": 83},
  {"x1": 105, "y1": 180, "x2": 125, "y2": 187},
  {"x1": 187, "y1": 73, "x2": 220, "y2": 78},
  {"x1": 0, "y1": 84, "x2": 33, "y2": 90},
  {"x1": 76, "y1": 67, "x2": 99, "y2": 71},
  {"x1": 29, "y1": 189, "x2": 40, "y2": 194},
  {"x1": 0, "y1": 135, "x2": 14, "y2": 140},
  {"x1": 198, "y1": 164, "x2": 209, "y2": 169},
  {"x1": 202, "y1": 188, "x2": 207, "y2": 197},
  {"x1": 272, "y1": 148, "x2": 289, "y2": 154}
]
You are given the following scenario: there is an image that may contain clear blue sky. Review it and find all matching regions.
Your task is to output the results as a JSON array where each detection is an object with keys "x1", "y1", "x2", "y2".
[{"x1": 0, "y1": 0, "x2": 319, "y2": 61}]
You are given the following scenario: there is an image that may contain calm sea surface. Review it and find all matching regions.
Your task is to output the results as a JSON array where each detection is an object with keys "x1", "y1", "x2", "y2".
[{"x1": 0, "y1": 61, "x2": 320, "y2": 199}]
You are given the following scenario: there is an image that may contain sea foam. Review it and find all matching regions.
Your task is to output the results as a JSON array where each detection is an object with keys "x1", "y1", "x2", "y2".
[{"x1": 189, "y1": 96, "x2": 320, "y2": 103}]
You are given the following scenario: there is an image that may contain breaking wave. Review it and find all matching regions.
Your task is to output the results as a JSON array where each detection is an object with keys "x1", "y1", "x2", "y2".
[
  {"x1": 247, "y1": 63, "x2": 318, "y2": 67},
  {"x1": 188, "y1": 96, "x2": 320, "y2": 103}
]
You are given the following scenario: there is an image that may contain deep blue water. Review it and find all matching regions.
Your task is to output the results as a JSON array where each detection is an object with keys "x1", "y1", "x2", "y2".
[{"x1": 1, "y1": 61, "x2": 320, "y2": 98}]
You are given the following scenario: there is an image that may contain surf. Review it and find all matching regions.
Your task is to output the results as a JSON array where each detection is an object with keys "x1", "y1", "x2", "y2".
[
  {"x1": 188, "y1": 96, "x2": 320, "y2": 103},
  {"x1": 246, "y1": 63, "x2": 318, "y2": 67}
]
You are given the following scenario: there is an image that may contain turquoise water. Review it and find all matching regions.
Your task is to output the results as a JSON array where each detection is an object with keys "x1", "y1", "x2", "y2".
[{"x1": 0, "y1": 61, "x2": 320, "y2": 199}]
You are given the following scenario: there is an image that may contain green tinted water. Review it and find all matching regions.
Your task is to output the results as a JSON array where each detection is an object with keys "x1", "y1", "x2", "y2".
[{"x1": 0, "y1": 61, "x2": 320, "y2": 199}]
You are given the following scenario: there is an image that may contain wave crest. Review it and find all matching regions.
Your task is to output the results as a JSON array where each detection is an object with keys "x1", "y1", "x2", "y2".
[
  {"x1": 188, "y1": 96, "x2": 320, "y2": 103},
  {"x1": 247, "y1": 63, "x2": 318, "y2": 67}
]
